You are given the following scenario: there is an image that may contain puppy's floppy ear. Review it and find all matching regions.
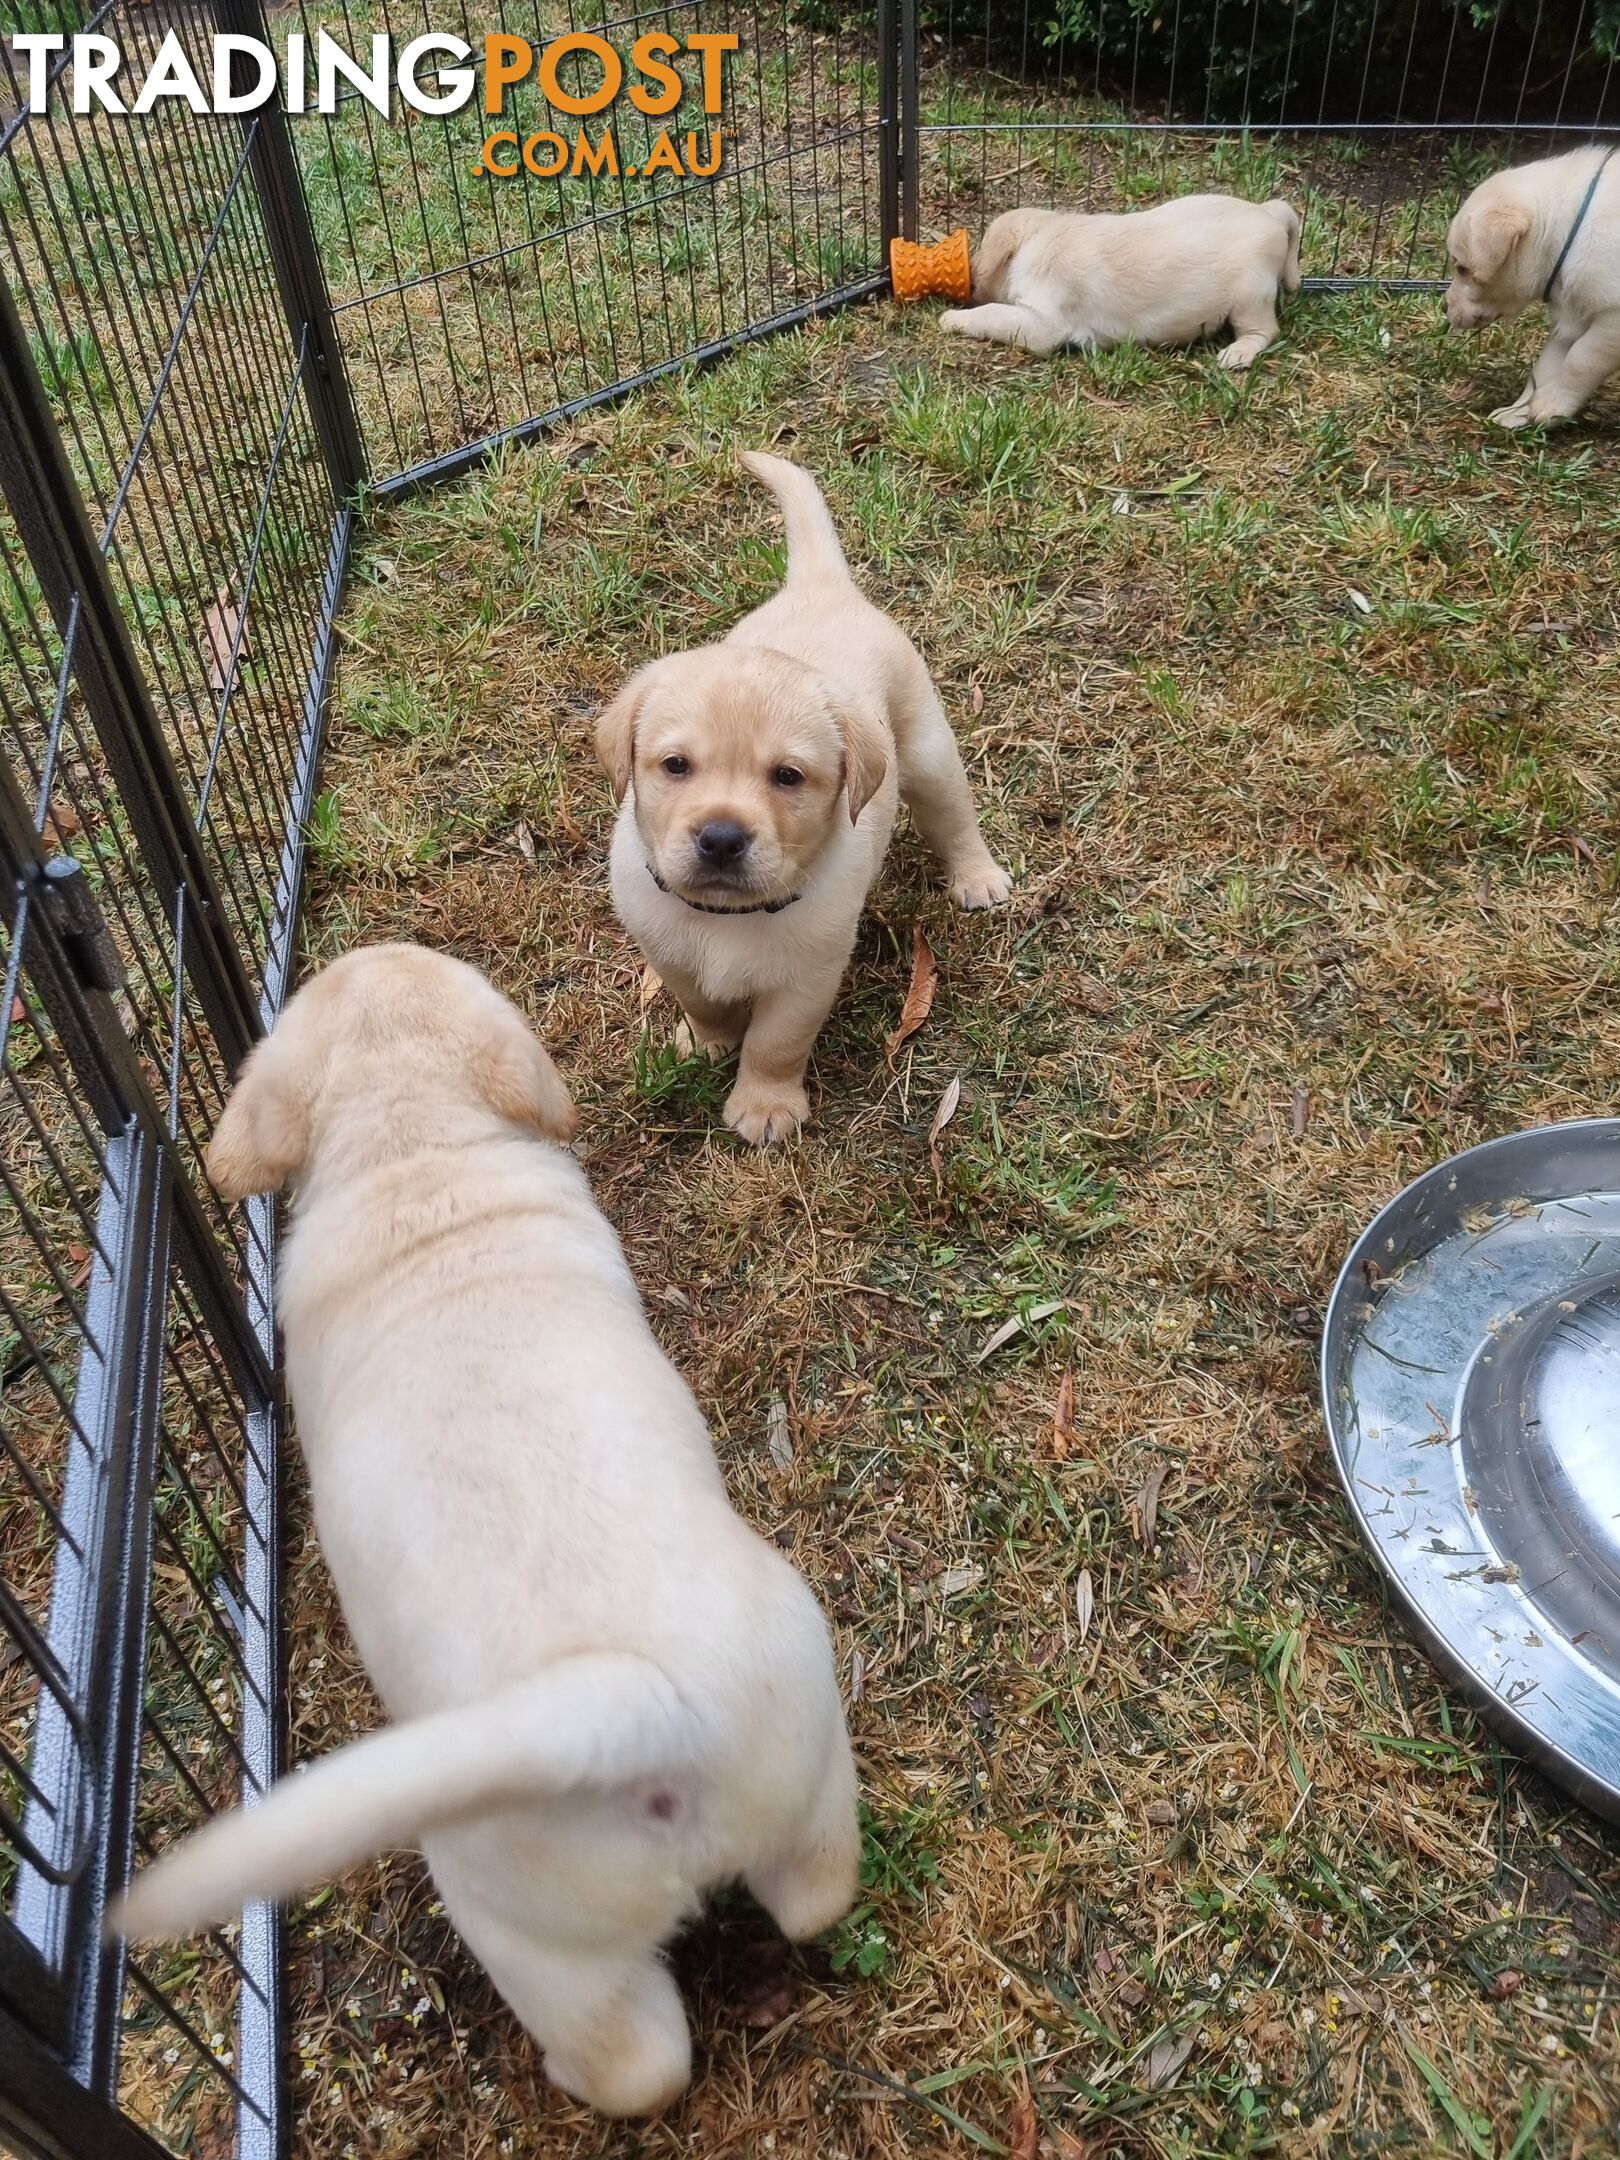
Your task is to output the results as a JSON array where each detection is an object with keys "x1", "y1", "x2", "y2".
[
  {"x1": 595, "y1": 670, "x2": 651, "y2": 798},
  {"x1": 1471, "y1": 200, "x2": 1531, "y2": 278},
  {"x1": 476, "y1": 1021, "x2": 578, "y2": 1145},
  {"x1": 828, "y1": 691, "x2": 889, "y2": 825},
  {"x1": 206, "y1": 1029, "x2": 313, "y2": 1199},
  {"x1": 971, "y1": 211, "x2": 1028, "y2": 303}
]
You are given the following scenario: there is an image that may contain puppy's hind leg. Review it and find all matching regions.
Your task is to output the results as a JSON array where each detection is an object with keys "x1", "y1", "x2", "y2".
[
  {"x1": 1218, "y1": 278, "x2": 1281, "y2": 371},
  {"x1": 747, "y1": 1760, "x2": 862, "y2": 1942},
  {"x1": 478, "y1": 1936, "x2": 693, "y2": 2118},
  {"x1": 937, "y1": 302, "x2": 1067, "y2": 355},
  {"x1": 894, "y1": 679, "x2": 1011, "y2": 911},
  {"x1": 1513, "y1": 311, "x2": 1620, "y2": 426}
]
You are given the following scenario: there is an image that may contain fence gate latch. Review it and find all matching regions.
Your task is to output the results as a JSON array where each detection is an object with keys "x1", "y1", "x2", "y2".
[{"x1": 39, "y1": 856, "x2": 126, "y2": 996}]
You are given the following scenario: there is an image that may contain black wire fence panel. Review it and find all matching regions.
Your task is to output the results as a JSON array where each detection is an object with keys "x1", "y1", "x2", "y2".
[
  {"x1": 913, "y1": 0, "x2": 1620, "y2": 284},
  {"x1": 288, "y1": 0, "x2": 891, "y2": 488},
  {"x1": 0, "y1": 1, "x2": 348, "y2": 994},
  {"x1": 0, "y1": 3, "x2": 349, "y2": 2151}
]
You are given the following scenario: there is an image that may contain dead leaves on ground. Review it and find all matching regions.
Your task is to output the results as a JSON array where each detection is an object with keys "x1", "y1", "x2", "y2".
[
  {"x1": 1130, "y1": 1465, "x2": 1170, "y2": 1553},
  {"x1": 200, "y1": 584, "x2": 247, "y2": 694},
  {"x1": 975, "y1": 1298, "x2": 1063, "y2": 1366},
  {"x1": 928, "y1": 1072, "x2": 961, "y2": 1193},
  {"x1": 1144, "y1": 2027, "x2": 1199, "y2": 2090},
  {"x1": 886, "y1": 927, "x2": 937, "y2": 1062},
  {"x1": 1052, "y1": 1365, "x2": 1076, "y2": 1458},
  {"x1": 764, "y1": 1395, "x2": 793, "y2": 1472}
]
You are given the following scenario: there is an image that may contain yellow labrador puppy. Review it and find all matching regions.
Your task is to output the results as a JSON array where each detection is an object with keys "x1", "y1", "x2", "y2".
[
  {"x1": 940, "y1": 194, "x2": 1301, "y2": 368},
  {"x1": 109, "y1": 946, "x2": 859, "y2": 2118},
  {"x1": 1446, "y1": 146, "x2": 1620, "y2": 428},
  {"x1": 599, "y1": 451, "x2": 1011, "y2": 1147}
]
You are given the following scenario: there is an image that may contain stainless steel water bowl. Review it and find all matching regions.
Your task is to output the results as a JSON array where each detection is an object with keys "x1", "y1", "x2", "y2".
[{"x1": 1322, "y1": 1119, "x2": 1620, "y2": 1822}]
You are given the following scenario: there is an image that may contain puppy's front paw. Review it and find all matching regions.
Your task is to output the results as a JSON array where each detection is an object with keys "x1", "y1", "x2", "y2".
[
  {"x1": 724, "y1": 1079, "x2": 809, "y2": 1147},
  {"x1": 938, "y1": 308, "x2": 968, "y2": 336},
  {"x1": 1489, "y1": 401, "x2": 1534, "y2": 429},
  {"x1": 950, "y1": 858, "x2": 1013, "y2": 911}
]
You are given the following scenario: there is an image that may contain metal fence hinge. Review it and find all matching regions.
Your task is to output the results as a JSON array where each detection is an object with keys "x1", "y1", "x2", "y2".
[{"x1": 39, "y1": 856, "x2": 126, "y2": 996}]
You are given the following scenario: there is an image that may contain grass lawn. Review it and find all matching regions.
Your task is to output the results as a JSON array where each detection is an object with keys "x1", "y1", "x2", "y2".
[{"x1": 279, "y1": 284, "x2": 1620, "y2": 2157}]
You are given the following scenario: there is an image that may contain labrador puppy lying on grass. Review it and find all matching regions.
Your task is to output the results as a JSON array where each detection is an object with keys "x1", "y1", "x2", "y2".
[
  {"x1": 599, "y1": 451, "x2": 1011, "y2": 1147},
  {"x1": 1446, "y1": 146, "x2": 1620, "y2": 428},
  {"x1": 939, "y1": 194, "x2": 1301, "y2": 369},
  {"x1": 109, "y1": 945, "x2": 859, "y2": 2118}
]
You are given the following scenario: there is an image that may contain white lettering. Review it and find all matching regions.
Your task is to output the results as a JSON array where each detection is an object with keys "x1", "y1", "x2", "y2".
[
  {"x1": 397, "y1": 33, "x2": 474, "y2": 114},
  {"x1": 212, "y1": 34, "x2": 276, "y2": 115},
  {"x1": 71, "y1": 35, "x2": 125, "y2": 115},
  {"x1": 10, "y1": 34, "x2": 64, "y2": 114},
  {"x1": 315, "y1": 30, "x2": 388, "y2": 116}
]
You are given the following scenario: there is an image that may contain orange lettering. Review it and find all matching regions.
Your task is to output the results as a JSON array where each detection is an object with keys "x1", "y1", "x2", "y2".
[
  {"x1": 686, "y1": 33, "x2": 737, "y2": 112},
  {"x1": 483, "y1": 34, "x2": 532, "y2": 115},
  {"x1": 538, "y1": 32, "x2": 621, "y2": 117},
  {"x1": 628, "y1": 30, "x2": 682, "y2": 116}
]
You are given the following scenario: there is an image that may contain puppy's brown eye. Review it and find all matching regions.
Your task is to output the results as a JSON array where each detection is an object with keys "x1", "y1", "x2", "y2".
[
  {"x1": 661, "y1": 754, "x2": 690, "y2": 777},
  {"x1": 772, "y1": 765, "x2": 804, "y2": 789}
]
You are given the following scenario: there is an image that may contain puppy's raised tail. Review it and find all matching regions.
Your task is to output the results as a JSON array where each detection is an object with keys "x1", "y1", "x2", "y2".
[
  {"x1": 1268, "y1": 199, "x2": 1302, "y2": 294},
  {"x1": 107, "y1": 1654, "x2": 694, "y2": 1941},
  {"x1": 741, "y1": 449, "x2": 849, "y2": 584}
]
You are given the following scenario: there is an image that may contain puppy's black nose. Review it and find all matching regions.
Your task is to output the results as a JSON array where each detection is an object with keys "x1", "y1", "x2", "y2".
[{"x1": 694, "y1": 820, "x2": 751, "y2": 868}]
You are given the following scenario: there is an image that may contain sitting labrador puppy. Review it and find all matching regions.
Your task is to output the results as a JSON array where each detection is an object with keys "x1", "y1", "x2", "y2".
[
  {"x1": 939, "y1": 193, "x2": 1300, "y2": 369},
  {"x1": 108, "y1": 946, "x2": 859, "y2": 2119},
  {"x1": 599, "y1": 452, "x2": 1010, "y2": 1147},
  {"x1": 1446, "y1": 146, "x2": 1620, "y2": 428}
]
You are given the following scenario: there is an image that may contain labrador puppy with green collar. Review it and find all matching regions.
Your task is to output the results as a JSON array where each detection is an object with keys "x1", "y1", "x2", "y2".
[
  {"x1": 1446, "y1": 145, "x2": 1620, "y2": 428},
  {"x1": 597, "y1": 453, "x2": 1011, "y2": 1147}
]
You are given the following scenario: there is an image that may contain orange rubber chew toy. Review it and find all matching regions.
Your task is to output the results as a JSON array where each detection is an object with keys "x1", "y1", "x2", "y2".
[{"x1": 890, "y1": 229, "x2": 972, "y2": 303}]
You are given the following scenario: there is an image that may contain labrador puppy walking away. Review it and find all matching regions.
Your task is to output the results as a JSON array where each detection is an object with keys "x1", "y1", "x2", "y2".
[
  {"x1": 109, "y1": 946, "x2": 859, "y2": 2118},
  {"x1": 1446, "y1": 146, "x2": 1620, "y2": 428},
  {"x1": 599, "y1": 451, "x2": 1011, "y2": 1147},
  {"x1": 939, "y1": 194, "x2": 1301, "y2": 369}
]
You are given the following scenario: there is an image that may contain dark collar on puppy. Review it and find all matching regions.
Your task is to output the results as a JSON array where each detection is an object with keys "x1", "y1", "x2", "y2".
[
  {"x1": 1544, "y1": 143, "x2": 1618, "y2": 302},
  {"x1": 644, "y1": 860, "x2": 802, "y2": 916}
]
